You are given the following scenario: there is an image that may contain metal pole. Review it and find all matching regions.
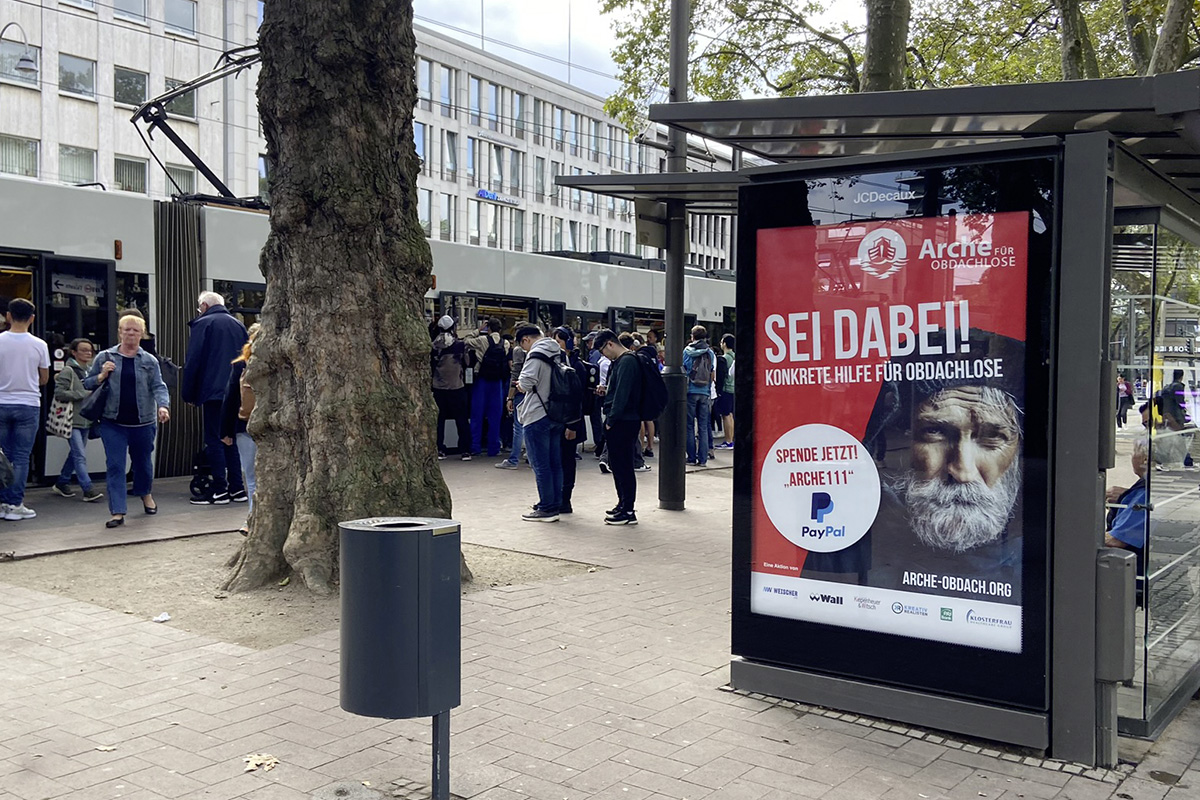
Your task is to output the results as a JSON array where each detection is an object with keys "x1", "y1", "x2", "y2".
[
  {"x1": 659, "y1": 0, "x2": 690, "y2": 511},
  {"x1": 431, "y1": 710, "x2": 450, "y2": 800}
]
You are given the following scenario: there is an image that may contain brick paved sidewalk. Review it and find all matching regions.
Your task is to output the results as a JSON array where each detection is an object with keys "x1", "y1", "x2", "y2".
[{"x1": 1, "y1": 460, "x2": 1196, "y2": 800}]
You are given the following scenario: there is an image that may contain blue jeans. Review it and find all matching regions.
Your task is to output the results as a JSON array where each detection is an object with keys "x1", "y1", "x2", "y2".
[
  {"x1": 57, "y1": 427, "x2": 94, "y2": 492},
  {"x1": 504, "y1": 394, "x2": 525, "y2": 465},
  {"x1": 470, "y1": 378, "x2": 504, "y2": 456},
  {"x1": 686, "y1": 393, "x2": 712, "y2": 465},
  {"x1": 523, "y1": 416, "x2": 563, "y2": 513},
  {"x1": 203, "y1": 399, "x2": 244, "y2": 497},
  {"x1": 0, "y1": 404, "x2": 39, "y2": 506},
  {"x1": 99, "y1": 421, "x2": 156, "y2": 515},
  {"x1": 237, "y1": 432, "x2": 256, "y2": 513}
]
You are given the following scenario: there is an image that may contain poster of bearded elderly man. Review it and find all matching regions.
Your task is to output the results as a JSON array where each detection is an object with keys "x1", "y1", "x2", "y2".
[{"x1": 802, "y1": 332, "x2": 1026, "y2": 606}]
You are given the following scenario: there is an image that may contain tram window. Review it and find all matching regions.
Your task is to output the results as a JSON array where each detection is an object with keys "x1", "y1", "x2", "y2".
[{"x1": 115, "y1": 272, "x2": 150, "y2": 319}]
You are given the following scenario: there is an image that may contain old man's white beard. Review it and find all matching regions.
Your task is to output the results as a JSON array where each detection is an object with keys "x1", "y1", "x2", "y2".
[{"x1": 898, "y1": 462, "x2": 1021, "y2": 553}]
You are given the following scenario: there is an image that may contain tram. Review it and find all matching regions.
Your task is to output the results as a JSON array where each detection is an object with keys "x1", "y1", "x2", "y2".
[{"x1": 0, "y1": 176, "x2": 736, "y2": 478}]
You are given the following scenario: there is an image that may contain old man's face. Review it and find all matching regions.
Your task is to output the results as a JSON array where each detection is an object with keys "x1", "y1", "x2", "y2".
[{"x1": 901, "y1": 386, "x2": 1021, "y2": 553}]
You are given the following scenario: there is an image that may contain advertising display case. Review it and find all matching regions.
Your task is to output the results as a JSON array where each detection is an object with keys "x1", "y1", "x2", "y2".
[{"x1": 733, "y1": 148, "x2": 1061, "y2": 722}]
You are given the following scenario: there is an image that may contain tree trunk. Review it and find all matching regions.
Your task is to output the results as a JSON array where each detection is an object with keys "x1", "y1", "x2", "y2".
[
  {"x1": 1147, "y1": 0, "x2": 1196, "y2": 74},
  {"x1": 1054, "y1": 0, "x2": 1101, "y2": 79},
  {"x1": 222, "y1": 0, "x2": 458, "y2": 595},
  {"x1": 861, "y1": 0, "x2": 912, "y2": 92},
  {"x1": 1120, "y1": 0, "x2": 1154, "y2": 75}
]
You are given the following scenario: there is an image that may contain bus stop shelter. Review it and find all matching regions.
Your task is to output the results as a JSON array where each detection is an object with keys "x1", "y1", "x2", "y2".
[{"x1": 559, "y1": 70, "x2": 1200, "y2": 767}]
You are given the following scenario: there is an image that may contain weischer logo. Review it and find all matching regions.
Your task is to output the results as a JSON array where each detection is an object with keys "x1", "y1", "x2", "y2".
[{"x1": 857, "y1": 228, "x2": 908, "y2": 278}]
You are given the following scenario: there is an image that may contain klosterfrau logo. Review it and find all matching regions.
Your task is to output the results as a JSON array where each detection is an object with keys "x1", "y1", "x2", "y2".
[
  {"x1": 966, "y1": 609, "x2": 1014, "y2": 629},
  {"x1": 810, "y1": 491, "x2": 834, "y2": 523},
  {"x1": 857, "y1": 228, "x2": 908, "y2": 278}
]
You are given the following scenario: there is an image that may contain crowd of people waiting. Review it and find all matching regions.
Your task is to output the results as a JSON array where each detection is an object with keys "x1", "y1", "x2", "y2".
[{"x1": 429, "y1": 315, "x2": 736, "y2": 524}]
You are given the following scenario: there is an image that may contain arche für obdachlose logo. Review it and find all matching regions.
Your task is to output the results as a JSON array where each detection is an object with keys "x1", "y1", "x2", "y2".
[{"x1": 857, "y1": 228, "x2": 908, "y2": 278}]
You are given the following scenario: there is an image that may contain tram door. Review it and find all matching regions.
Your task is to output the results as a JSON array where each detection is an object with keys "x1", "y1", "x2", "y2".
[
  {"x1": 536, "y1": 302, "x2": 565, "y2": 332},
  {"x1": 38, "y1": 255, "x2": 117, "y2": 481},
  {"x1": 439, "y1": 293, "x2": 478, "y2": 331},
  {"x1": 471, "y1": 294, "x2": 537, "y2": 336},
  {"x1": 608, "y1": 307, "x2": 635, "y2": 332}
]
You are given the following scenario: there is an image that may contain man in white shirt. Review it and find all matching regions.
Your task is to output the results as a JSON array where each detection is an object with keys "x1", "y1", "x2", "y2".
[{"x1": 0, "y1": 298, "x2": 50, "y2": 520}]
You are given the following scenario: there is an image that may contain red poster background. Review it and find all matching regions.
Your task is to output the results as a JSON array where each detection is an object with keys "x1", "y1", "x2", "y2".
[{"x1": 752, "y1": 212, "x2": 1030, "y2": 578}]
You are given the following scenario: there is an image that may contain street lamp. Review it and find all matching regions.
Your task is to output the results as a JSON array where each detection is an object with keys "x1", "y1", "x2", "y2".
[{"x1": 0, "y1": 22, "x2": 38, "y2": 76}]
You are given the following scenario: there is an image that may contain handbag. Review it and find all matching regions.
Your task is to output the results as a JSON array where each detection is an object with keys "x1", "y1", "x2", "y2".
[
  {"x1": 79, "y1": 380, "x2": 110, "y2": 423},
  {"x1": 46, "y1": 397, "x2": 74, "y2": 438}
]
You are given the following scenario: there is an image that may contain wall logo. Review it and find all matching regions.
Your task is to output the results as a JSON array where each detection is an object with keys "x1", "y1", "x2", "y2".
[
  {"x1": 857, "y1": 228, "x2": 908, "y2": 278},
  {"x1": 940, "y1": 608, "x2": 953, "y2": 622},
  {"x1": 809, "y1": 593, "x2": 844, "y2": 605},
  {"x1": 810, "y1": 492, "x2": 834, "y2": 523}
]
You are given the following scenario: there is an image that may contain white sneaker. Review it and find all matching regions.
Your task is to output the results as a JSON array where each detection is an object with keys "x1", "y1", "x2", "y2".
[{"x1": 3, "y1": 504, "x2": 35, "y2": 521}]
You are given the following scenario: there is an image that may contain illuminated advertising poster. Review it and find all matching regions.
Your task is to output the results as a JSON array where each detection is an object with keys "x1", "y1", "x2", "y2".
[{"x1": 751, "y1": 212, "x2": 1029, "y2": 653}]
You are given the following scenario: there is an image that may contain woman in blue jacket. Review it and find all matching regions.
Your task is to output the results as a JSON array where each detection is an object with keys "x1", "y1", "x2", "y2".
[{"x1": 86, "y1": 315, "x2": 171, "y2": 528}]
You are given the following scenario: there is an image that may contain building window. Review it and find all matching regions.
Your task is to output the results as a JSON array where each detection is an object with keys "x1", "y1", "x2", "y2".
[
  {"x1": 531, "y1": 213, "x2": 542, "y2": 251},
  {"x1": 586, "y1": 173, "x2": 597, "y2": 213},
  {"x1": 417, "y1": 58, "x2": 432, "y2": 111},
  {"x1": 442, "y1": 131, "x2": 457, "y2": 180},
  {"x1": 552, "y1": 107, "x2": 564, "y2": 151},
  {"x1": 487, "y1": 82, "x2": 499, "y2": 131},
  {"x1": 0, "y1": 135, "x2": 38, "y2": 177},
  {"x1": 59, "y1": 53, "x2": 95, "y2": 98},
  {"x1": 257, "y1": 154, "x2": 269, "y2": 200},
  {"x1": 114, "y1": 66, "x2": 147, "y2": 106},
  {"x1": 534, "y1": 157, "x2": 545, "y2": 200},
  {"x1": 0, "y1": 41, "x2": 39, "y2": 86},
  {"x1": 509, "y1": 150, "x2": 522, "y2": 194},
  {"x1": 466, "y1": 137, "x2": 478, "y2": 185},
  {"x1": 591, "y1": 120, "x2": 603, "y2": 162},
  {"x1": 588, "y1": 224, "x2": 599, "y2": 251},
  {"x1": 568, "y1": 220, "x2": 580, "y2": 250},
  {"x1": 512, "y1": 209, "x2": 525, "y2": 251},
  {"x1": 567, "y1": 113, "x2": 578, "y2": 156},
  {"x1": 570, "y1": 166, "x2": 582, "y2": 210},
  {"x1": 440, "y1": 193, "x2": 456, "y2": 241},
  {"x1": 513, "y1": 92, "x2": 525, "y2": 138},
  {"x1": 64, "y1": 0, "x2": 96, "y2": 7},
  {"x1": 59, "y1": 145, "x2": 95, "y2": 185},
  {"x1": 413, "y1": 121, "x2": 428, "y2": 172},
  {"x1": 485, "y1": 204, "x2": 498, "y2": 248},
  {"x1": 165, "y1": 0, "x2": 197, "y2": 36},
  {"x1": 114, "y1": 0, "x2": 145, "y2": 22},
  {"x1": 164, "y1": 79, "x2": 195, "y2": 118},
  {"x1": 490, "y1": 144, "x2": 504, "y2": 191},
  {"x1": 605, "y1": 228, "x2": 615, "y2": 250},
  {"x1": 439, "y1": 65, "x2": 454, "y2": 117},
  {"x1": 468, "y1": 198, "x2": 481, "y2": 245},
  {"x1": 418, "y1": 188, "x2": 432, "y2": 236},
  {"x1": 533, "y1": 99, "x2": 544, "y2": 144},
  {"x1": 552, "y1": 217, "x2": 563, "y2": 250},
  {"x1": 166, "y1": 163, "x2": 195, "y2": 194},
  {"x1": 114, "y1": 156, "x2": 147, "y2": 193},
  {"x1": 550, "y1": 161, "x2": 561, "y2": 206},
  {"x1": 622, "y1": 231, "x2": 632, "y2": 252},
  {"x1": 468, "y1": 76, "x2": 481, "y2": 126}
]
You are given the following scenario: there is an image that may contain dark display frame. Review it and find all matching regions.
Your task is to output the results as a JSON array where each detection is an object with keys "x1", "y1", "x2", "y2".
[{"x1": 732, "y1": 145, "x2": 1063, "y2": 712}]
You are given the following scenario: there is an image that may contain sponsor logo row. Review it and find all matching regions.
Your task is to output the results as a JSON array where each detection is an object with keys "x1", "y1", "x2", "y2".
[{"x1": 761, "y1": 586, "x2": 1015, "y2": 629}]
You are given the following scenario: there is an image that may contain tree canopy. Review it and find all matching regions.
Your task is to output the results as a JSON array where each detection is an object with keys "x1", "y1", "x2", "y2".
[{"x1": 602, "y1": 0, "x2": 1199, "y2": 129}]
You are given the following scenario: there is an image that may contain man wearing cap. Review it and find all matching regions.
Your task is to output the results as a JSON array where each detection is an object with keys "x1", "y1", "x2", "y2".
[{"x1": 430, "y1": 316, "x2": 470, "y2": 460}]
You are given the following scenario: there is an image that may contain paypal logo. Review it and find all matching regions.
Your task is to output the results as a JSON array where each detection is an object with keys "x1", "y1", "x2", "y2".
[{"x1": 811, "y1": 492, "x2": 834, "y2": 523}]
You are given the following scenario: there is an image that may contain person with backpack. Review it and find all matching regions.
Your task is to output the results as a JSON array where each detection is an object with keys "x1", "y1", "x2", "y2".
[
  {"x1": 551, "y1": 327, "x2": 588, "y2": 513},
  {"x1": 515, "y1": 323, "x2": 575, "y2": 522},
  {"x1": 593, "y1": 328, "x2": 648, "y2": 525},
  {"x1": 496, "y1": 328, "x2": 528, "y2": 469},
  {"x1": 714, "y1": 333, "x2": 735, "y2": 449},
  {"x1": 430, "y1": 316, "x2": 471, "y2": 460},
  {"x1": 465, "y1": 317, "x2": 507, "y2": 459},
  {"x1": 637, "y1": 334, "x2": 660, "y2": 457},
  {"x1": 682, "y1": 325, "x2": 717, "y2": 467}
]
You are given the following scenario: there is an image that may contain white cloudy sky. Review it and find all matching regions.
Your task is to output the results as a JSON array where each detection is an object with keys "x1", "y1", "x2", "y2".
[{"x1": 412, "y1": 0, "x2": 865, "y2": 99}]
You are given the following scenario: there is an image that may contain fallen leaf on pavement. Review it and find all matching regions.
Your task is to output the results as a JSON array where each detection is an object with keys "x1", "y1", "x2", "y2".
[
  {"x1": 243, "y1": 753, "x2": 279, "y2": 772},
  {"x1": 95, "y1": 745, "x2": 118, "y2": 752}
]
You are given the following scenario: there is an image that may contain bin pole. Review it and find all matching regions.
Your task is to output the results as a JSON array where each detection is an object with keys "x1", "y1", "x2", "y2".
[{"x1": 432, "y1": 710, "x2": 450, "y2": 800}]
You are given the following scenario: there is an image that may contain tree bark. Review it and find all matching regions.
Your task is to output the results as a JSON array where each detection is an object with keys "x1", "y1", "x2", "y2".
[
  {"x1": 222, "y1": 0, "x2": 457, "y2": 595},
  {"x1": 1147, "y1": 0, "x2": 1196, "y2": 75},
  {"x1": 1054, "y1": 0, "x2": 1101, "y2": 79},
  {"x1": 861, "y1": 0, "x2": 912, "y2": 92},
  {"x1": 1120, "y1": 0, "x2": 1154, "y2": 75}
]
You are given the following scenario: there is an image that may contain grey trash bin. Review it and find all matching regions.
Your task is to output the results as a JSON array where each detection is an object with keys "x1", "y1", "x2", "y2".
[{"x1": 339, "y1": 517, "x2": 461, "y2": 719}]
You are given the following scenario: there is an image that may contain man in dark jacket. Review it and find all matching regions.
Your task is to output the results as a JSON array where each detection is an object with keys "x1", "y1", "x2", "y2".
[
  {"x1": 595, "y1": 328, "x2": 642, "y2": 525},
  {"x1": 552, "y1": 327, "x2": 587, "y2": 514},
  {"x1": 183, "y1": 291, "x2": 249, "y2": 504}
]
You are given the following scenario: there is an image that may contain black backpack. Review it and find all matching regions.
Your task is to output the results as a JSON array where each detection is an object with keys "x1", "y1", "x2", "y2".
[
  {"x1": 636, "y1": 352, "x2": 668, "y2": 420},
  {"x1": 478, "y1": 336, "x2": 507, "y2": 380},
  {"x1": 528, "y1": 351, "x2": 584, "y2": 424}
]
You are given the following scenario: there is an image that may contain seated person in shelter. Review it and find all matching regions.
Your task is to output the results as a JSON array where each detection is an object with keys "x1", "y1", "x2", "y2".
[{"x1": 1105, "y1": 437, "x2": 1149, "y2": 578}]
